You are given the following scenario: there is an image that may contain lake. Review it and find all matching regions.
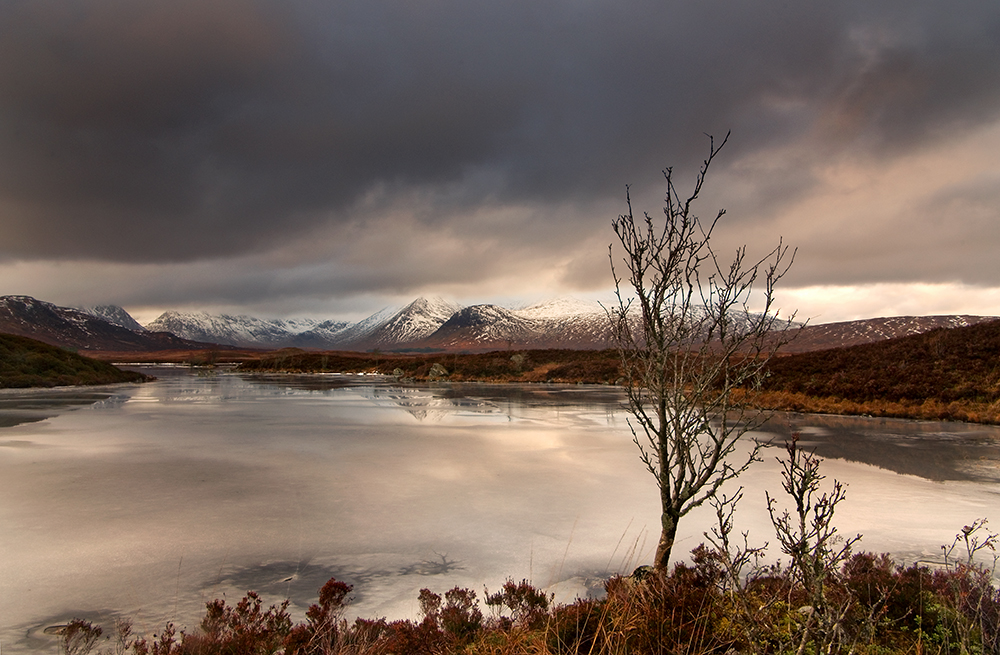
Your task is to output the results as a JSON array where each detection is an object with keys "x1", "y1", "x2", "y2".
[{"x1": 1, "y1": 367, "x2": 998, "y2": 652}]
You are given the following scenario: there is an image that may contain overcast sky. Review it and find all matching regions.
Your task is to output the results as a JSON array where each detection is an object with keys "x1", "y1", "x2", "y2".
[{"x1": 2, "y1": 0, "x2": 999, "y2": 324}]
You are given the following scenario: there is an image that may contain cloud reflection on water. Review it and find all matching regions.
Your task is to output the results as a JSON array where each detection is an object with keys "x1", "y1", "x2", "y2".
[{"x1": 0, "y1": 368, "x2": 998, "y2": 653}]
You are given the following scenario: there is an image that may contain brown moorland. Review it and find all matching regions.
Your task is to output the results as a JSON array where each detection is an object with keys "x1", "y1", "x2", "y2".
[{"x1": 756, "y1": 318, "x2": 1000, "y2": 423}]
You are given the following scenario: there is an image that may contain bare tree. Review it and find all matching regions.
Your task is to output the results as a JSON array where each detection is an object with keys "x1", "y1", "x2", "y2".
[{"x1": 608, "y1": 133, "x2": 796, "y2": 570}]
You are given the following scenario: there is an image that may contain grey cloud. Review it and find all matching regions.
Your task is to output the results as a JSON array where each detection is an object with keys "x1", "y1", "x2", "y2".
[
  {"x1": 815, "y1": 5, "x2": 1000, "y2": 150},
  {"x1": 1, "y1": 0, "x2": 999, "y2": 277}
]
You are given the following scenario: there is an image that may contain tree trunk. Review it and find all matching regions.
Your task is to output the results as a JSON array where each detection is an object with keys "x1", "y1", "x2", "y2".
[{"x1": 654, "y1": 512, "x2": 679, "y2": 569}]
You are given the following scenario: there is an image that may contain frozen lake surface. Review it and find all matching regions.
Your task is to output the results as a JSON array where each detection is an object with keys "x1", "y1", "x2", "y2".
[{"x1": 1, "y1": 367, "x2": 998, "y2": 652}]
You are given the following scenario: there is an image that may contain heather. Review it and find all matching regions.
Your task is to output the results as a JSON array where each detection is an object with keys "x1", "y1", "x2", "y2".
[
  {"x1": 767, "y1": 319, "x2": 1000, "y2": 405},
  {"x1": 757, "y1": 319, "x2": 1000, "y2": 423}
]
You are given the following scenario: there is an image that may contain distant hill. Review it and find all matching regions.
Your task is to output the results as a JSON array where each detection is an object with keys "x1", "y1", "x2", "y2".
[
  {"x1": 0, "y1": 295, "x2": 228, "y2": 352},
  {"x1": 780, "y1": 315, "x2": 999, "y2": 353},
  {"x1": 0, "y1": 332, "x2": 150, "y2": 388},
  {"x1": 760, "y1": 318, "x2": 1000, "y2": 423}
]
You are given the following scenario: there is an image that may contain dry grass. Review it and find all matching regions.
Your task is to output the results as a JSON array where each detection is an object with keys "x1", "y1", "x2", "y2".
[{"x1": 748, "y1": 390, "x2": 1000, "y2": 425}]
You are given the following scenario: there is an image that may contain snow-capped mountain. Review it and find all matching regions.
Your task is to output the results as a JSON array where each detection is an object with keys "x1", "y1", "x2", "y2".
[
  {"x1": 80, "y1": 305, "x2": 147, "y2": 331},
  {"x1": 519, "y1": 297, "x2": 607, "y2": 320},
  {"x1": 421, "y1": 304, "x2": 542, "y2": 350},
  {"x1": 520, "y1": 298, "x2": 614, "y2": 348},
  {"x1": 286, "y1": 319, "x2": 353, "y2": 349},
  {"x1": 135, "y1": 297, "x2": 612, "y2": 351},
  {"x1": 0, "y1": 295, "x2": 216, "y2": 352},
  {"x1": 418, "y1": 298, "x2": 614, "y2": 350},
  {"x1": 145, "y1": 311, "x2": 327, "y2": 349},
  {"x1": 365, "y1": 297, "x2": 463, "y2": 347},
  {"x1": 140, "y1": 298, "x2": 465, "y2": 350},
  {"x1": 6, "y1": 293, "x2": 997, "y2": 355},
  {"x1": 310, "y1": 305, "x2": 401, "y2": 349}
]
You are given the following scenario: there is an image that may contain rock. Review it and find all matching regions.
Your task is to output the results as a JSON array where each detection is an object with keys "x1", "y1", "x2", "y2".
[{"x1": 428, "y1": 363, "x2": 449, "y2": 380}]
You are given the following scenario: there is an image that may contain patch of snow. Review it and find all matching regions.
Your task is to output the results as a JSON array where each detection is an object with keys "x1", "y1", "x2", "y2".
[{"x1": 519, "y1": 297, "x2": 606, "y2": 319}]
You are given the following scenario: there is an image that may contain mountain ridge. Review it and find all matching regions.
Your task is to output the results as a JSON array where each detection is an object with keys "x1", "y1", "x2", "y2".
[
  {"x1": 0, "y1": 296, "x2": 224, "y2": 353},
  {"x1": 781, "y1": 315, "x2": 996, "y2": 353},
  {"x1": 3, "y1": 294, "x2": 997, "y2": 355},
  {"x1": 145, "y1": 311, "x2": 326, "y2": 349}
]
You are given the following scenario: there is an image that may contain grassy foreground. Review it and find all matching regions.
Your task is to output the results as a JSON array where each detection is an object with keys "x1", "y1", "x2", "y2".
[{"x1": 0, "y1": 333, "x2": 150, "y2": 388}]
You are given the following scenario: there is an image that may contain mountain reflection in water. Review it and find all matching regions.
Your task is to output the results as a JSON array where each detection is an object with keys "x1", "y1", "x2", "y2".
[{"x1": 0, "y1": 367, "x2": 997, "y2": 653}]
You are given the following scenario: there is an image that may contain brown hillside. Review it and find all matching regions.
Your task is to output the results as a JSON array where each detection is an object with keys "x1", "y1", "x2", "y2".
[
  {"x1": 759, "y1": 318, "x2": 1000, "y2": 422},
  {"x1": 778, "y1": 315, "x2": 998, "y2": 353}
]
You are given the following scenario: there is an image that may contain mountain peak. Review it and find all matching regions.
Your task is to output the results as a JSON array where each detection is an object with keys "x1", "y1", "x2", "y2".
[
  {"x1": 80, "y1": 305, "x2": 146, "y2": 331},
  {"x1": 344, "y1": 298, "x2": 463, "y2": 349}
]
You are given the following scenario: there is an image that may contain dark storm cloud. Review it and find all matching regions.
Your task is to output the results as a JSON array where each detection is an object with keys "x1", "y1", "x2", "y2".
[{"x1": 1, "y1": 0, "x2": 999, "y2": 265}]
